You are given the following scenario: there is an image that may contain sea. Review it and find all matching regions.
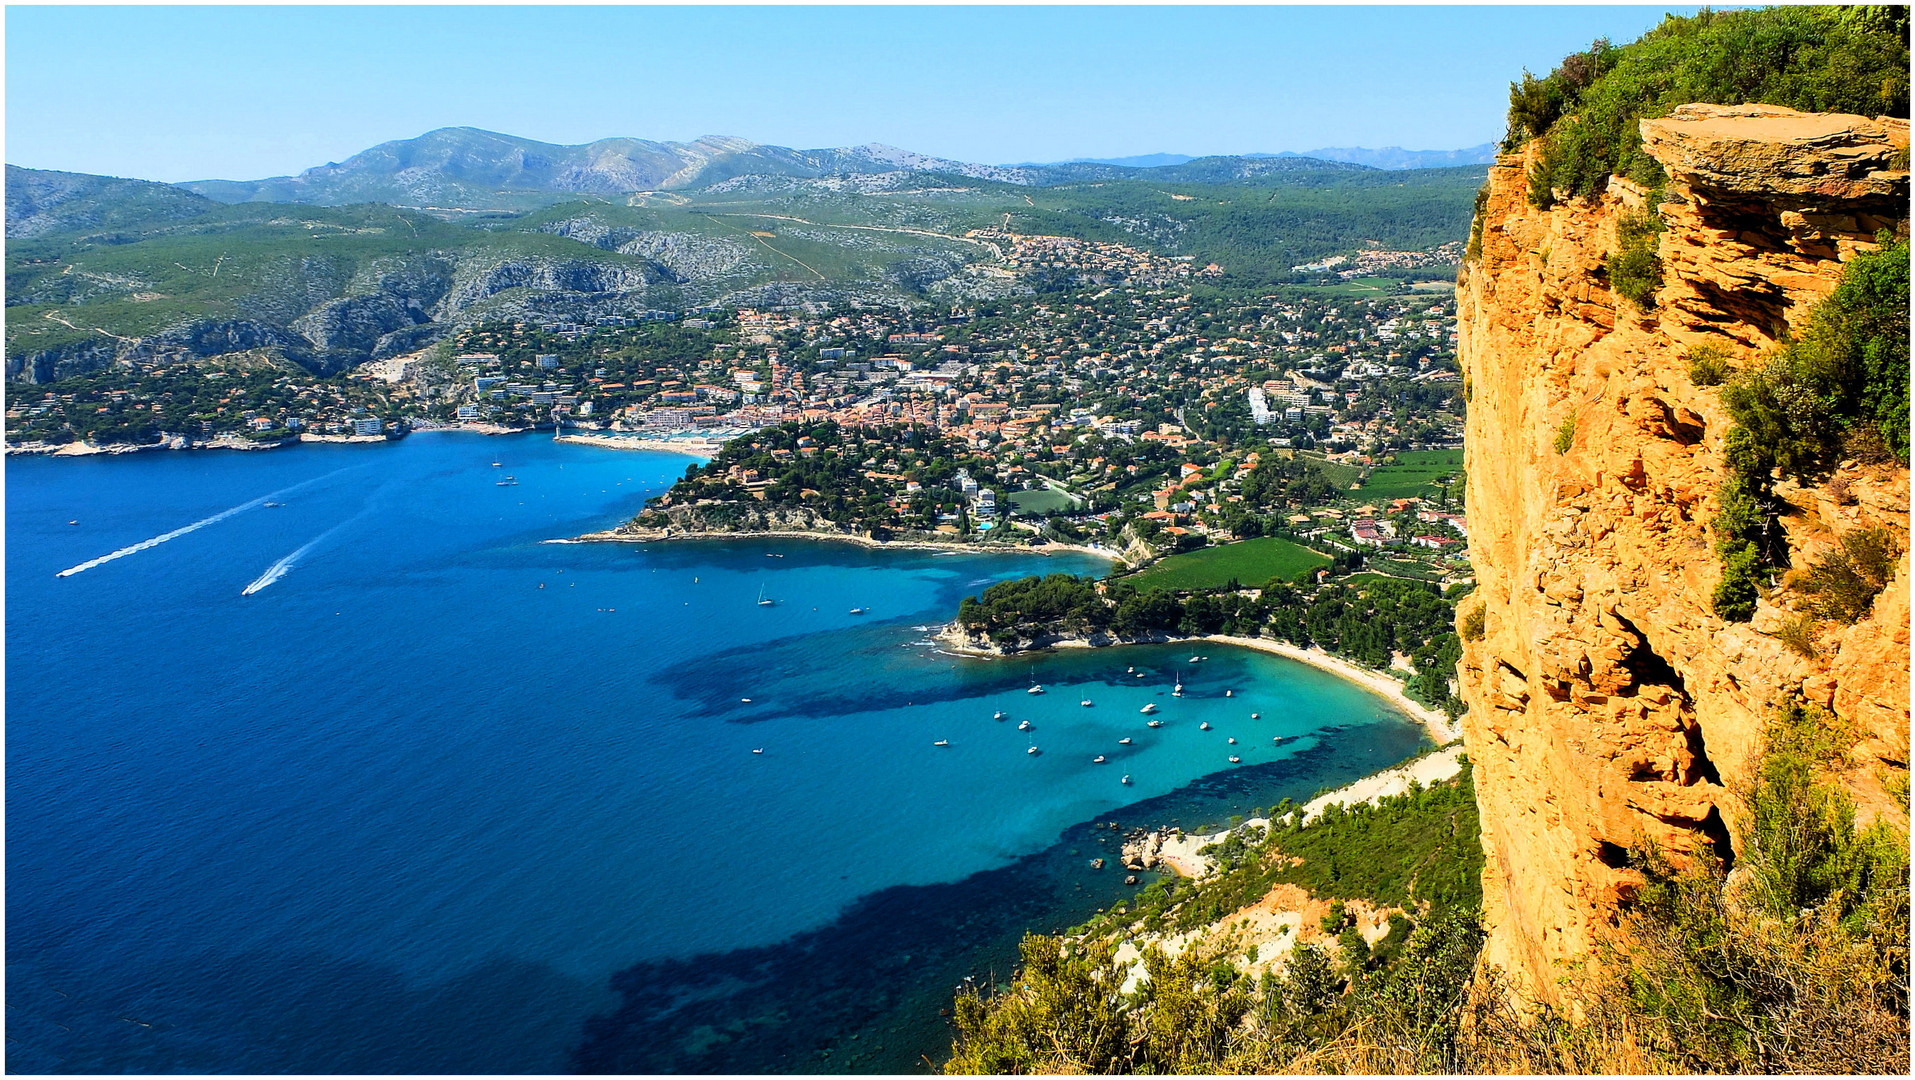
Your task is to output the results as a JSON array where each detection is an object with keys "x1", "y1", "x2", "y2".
[{"x1": 4, "y1": 432, "x2": 1429, "y2": 1073}]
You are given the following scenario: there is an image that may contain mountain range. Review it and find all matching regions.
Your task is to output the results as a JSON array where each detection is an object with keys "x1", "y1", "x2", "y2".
[
  {"x1": 1021, "y1": 144, "x2": 1498, "y2": 171},
  {"x1": 171, "y1": 127, "x2": 1431, "y2": 210},
  {"x1": 6, "y1": 126, "x2": 1486, "y2": 383}
]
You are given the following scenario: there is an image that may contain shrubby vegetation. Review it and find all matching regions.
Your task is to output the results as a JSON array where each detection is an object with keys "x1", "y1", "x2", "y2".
[
  {"x1": 945, "y1": 769, "x2": 1488, "y2": 1074},
  {"x1": 955, "y1": 571, "x2": 1468, "y2": 714},
  {"x1": 956, "y1": 574, "x2": 1109, "y2": 643},
  {"x1": 1509, "y1": 5, "x2": 1910, "y2": 207},
  {"x1": 1797, "y1": 526, "x2": 1902, "y2": 624},
  {"x1": 943, "y1": 701, "x2": 1910, "y2": 1074},
  {"x1": 1604, "y1": 205, "x2": 1664, "y2": 310},
  {"x1": 1685, "y1": 342, "x2": 1734, "y2": 386},
  {"x1": 1602, "y1": 700, "x2": 1910, "y2": 1072},
  {"x1": 1707, "y1": 236, "x2": 1908, "y2": 621}
]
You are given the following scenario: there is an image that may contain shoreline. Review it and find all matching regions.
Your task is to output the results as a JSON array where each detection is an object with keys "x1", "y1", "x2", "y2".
[
  {"x1": 561, "y1": 526, "x2": 1123, "y2": 561},
  {"x1": 1205, "y1": 634, "x2": 1461, "y2": 745},
  {"x1": 936, "y1": 627, "x2": 1458, "y2": 746},
  {"x1": 553, "y1": 432, "x2": 723, "y2": 458},
  {"x1": 1145, "y1": 743, "x2": 1468, "y2": 879}
]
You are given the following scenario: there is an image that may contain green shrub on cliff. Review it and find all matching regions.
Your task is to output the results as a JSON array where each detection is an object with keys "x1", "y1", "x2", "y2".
[
  {"x1": 1707, "y1": 235, "x2": 1908, "y2": 621},
  {"x1": 1512, "y1": 5, "x2": 1910, "y2": 206},
  {"x1": 1604, "y1": 206, "x2": 1664, "y2": 310},
  {"x1": 1797, "y1": 526, "x2": 1902, "y2": 624},
  {"x1": 1606, "y1": 700, "x2": 1910, "y2": 1072}
]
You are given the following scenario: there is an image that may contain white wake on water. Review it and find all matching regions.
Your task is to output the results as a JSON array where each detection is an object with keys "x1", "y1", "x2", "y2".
[
  {"x1": 240, "y1": 503, "x2": 380, "y2": 596},
  {"x1": 55, "y1": 467, "x2": 357, "y2": 578}
]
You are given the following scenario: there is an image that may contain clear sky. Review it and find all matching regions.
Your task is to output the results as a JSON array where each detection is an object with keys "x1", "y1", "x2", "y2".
[{"x1": 6, "y1": 4, "x2": 1701, "y2": 183}]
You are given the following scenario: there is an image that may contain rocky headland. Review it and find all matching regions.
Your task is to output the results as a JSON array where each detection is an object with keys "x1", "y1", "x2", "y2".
[{"x1": 1455, "y1": 103, "x2": 1909, "y2": 1003}]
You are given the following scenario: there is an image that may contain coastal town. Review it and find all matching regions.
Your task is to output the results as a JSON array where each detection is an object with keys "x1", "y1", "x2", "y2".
[{"x1": 7, "y1": 228, "x2": 1469, "y2": 584}]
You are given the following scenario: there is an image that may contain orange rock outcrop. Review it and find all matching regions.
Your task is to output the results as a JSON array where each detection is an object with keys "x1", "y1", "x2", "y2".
[{"x1": 1454, "y1": 104, "x2": 1910, "y2": 1003}]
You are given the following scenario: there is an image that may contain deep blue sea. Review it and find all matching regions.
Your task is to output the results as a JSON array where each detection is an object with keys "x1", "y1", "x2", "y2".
[{"x1": 5, "y1": 433, "x2": 1427, "y2": 1073}]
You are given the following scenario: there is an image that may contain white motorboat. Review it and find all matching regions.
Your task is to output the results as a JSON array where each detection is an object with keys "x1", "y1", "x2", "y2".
[
  {"x1": 1018, "y1": 720, "x2": 1033, "y2": 731},
  {"x1": 1229, "y1": 756, "x2": 1241, "y2": 764},
  {"x1": 1080, "y1": 699, "x2": 1093, "y2": 707},
  {"x1": 849, "y1": 607, "x2": 868, "y2": 615},
  {"x1": 1190, "y1": 656, "x2": 1201, "y2": 663},
  {"x1": 1251, "y1": 712, "x2": 1261, "y2": 719},
  {"x1": 993, "y1": 710, "x2": 1006, "y2": 721},
  {"x1": 1146, "y1": 719, "x2": 1163, "y2": 728},
  {"x1": 752, "y1": 748, "x2": 764, "y2": 754},
  {"x1": 934, "y1": 739, "x2": 950, "y2": 747},
  {"x1": 1118, "y1": 737, "x2": 1133, "y2": 745},
  {"x1": 1225, "y1": 689, "x2": 1234, "y2": 698},
  {"x1": 1140, "y1": 703, "x2": 1158, "y2": 715},
  {"x1": 1228, "y1": 737, "x2": 1237, "y2": 745},
  {"x1": 1093, "y1": 755, "x2": 1106, "y2": 764},
  {"x1": 1027, "y1": 684, "x2": 1044, "y2": 695},
  {"x1": 1027, "y1": 745, "x2": 1040, "y2": 756},
  {"x1": 1199, "y1": 722, "x2": 1211, "y2": 731}
]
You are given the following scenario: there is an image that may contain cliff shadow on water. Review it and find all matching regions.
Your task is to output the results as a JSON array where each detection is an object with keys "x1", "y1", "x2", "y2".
[{"x1": 569, "y1": 719, "x2": 1426, "y2": 1075}]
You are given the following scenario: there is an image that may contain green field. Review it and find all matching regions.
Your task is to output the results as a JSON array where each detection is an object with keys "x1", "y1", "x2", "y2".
[
  {"x1": 1127, "y1": 536, "x2": 1332, "y2": 590},
  {"x1": 1363, "y1": 557, "x2": 1449, "y2": 583},
  {"x1": 1006, "y1": 487, "x2": 1076, "y2": 515},
  {"x1": 1357, "y1": 448, "x2": 1464, "y2": 500},
  {"x1": 1295, "y1": 451, "x2": 1366, "y2": 491}
]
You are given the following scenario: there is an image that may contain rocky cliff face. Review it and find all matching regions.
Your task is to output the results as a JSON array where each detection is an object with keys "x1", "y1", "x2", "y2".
[{"x1": 1454, "y1": 104, "x2": 1909, "y2": 1002}]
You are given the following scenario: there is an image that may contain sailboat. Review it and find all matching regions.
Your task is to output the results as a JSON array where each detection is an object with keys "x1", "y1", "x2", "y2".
[
  {"x1": 1121, "y1": 774, "x2": 1132, "y2": 785},
  {"x1": 1017, "y1": 720, "x2": 1033, "y2": 732},
  {"x1": 993, "y1": 710, "x2": 1006, "y2": 721},
  {"x1": 757, "y1": 585, "x2": 776, "y2": 607},
  {"x1": 1026, "y1": 666, "x2": 1044, "y2": 695}
]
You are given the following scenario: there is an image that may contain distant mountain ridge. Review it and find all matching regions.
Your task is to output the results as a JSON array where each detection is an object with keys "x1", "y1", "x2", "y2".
[
  {"x1": 1272, "y1": 144, "x2": 1499, "y2": 169},
  {"x1": 167, "y1": 127, "x2": 1416, "y2": 210},
  {"x1": 6, "y1": 164, "x2": 217, "y2": 237},
  {"x1": 1013, "y1": 144, "x2": 1498, "y2": 171}
]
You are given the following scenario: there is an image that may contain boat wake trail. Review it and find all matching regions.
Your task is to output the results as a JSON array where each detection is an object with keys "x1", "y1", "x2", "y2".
[
  {"x1": 55, "y1": 468, "x2": 356, "y2": 579},
  {"x1": 241, "y1": 504, "x2": 377, "y2": 596}
]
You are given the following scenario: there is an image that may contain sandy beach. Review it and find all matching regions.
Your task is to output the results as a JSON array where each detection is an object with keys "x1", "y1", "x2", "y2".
[
  {"x1": 1205, "y1": 634, "x2": 1460, "y2": 744},
  {"x1": 553, "y1": 432, "x2": 724, "y2": 458},
  {"x1": 1150, "y1": 743, "x2": 1467, "y2": 878}
]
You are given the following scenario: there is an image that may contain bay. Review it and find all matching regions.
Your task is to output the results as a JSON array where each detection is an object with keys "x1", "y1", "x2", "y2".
[{"x1": 5, "y1": 433, "x2": 1426, "y2": 1073}]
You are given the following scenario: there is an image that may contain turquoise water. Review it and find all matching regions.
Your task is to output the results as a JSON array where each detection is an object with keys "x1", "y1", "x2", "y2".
[{"x1": 5, "y1": 434, "x2": 1426, "y2": 1073}]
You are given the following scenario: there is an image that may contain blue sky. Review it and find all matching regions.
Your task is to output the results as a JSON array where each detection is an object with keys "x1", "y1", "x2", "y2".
[{"x1": 7, "y1": 5, "x2": 1701, "y2": 182}]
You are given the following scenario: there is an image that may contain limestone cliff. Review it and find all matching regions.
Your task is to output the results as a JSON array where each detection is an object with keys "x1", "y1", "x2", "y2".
[{"x1": 1454, "y1": 104, "x2": 1910, "y2": 1002}]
